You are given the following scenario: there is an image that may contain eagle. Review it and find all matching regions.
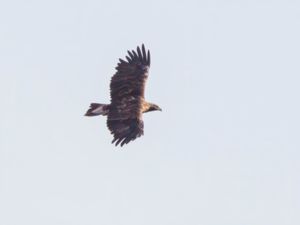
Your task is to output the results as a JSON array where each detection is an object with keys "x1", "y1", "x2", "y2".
[{"x1": 85, "y1": 44, "x2": 162, "y2": 146}]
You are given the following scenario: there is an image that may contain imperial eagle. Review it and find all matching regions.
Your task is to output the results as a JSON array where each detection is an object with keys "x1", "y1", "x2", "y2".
[{"x1": 85, "y1": 44, "x2": 161, "y2": 146}]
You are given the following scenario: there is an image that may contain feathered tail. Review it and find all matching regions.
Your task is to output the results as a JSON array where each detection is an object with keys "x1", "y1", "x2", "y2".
[{"x1": 85, "y1": 103, "x2": 109, "y2": 116}]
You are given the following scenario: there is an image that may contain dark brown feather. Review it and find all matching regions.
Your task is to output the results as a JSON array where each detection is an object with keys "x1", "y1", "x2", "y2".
[
  {"x1": 142, "y1": 44, "x2": 147, "y2": 63},
  {"x1": 147, "y1": 50, "x2": 151, "y2": 66},
  {"x1": 132, "y1": 50, "x2": 138, "y2": 60},
  {"x1": 137, "y1": 46, "x2": 142, "y2": 59},
  {"x1": 127, "y1": 51, "x2": 134, "y2": 60}
]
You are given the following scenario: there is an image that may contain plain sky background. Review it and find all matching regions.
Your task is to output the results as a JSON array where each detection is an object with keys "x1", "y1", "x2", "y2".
[{"x1": 0, "y1": 0, "x2": 300, "y2": 224}]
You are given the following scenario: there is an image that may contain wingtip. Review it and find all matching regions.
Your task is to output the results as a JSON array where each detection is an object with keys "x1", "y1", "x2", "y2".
[
  {"x1": 127, "y1": 50, "x2": 134, "y2": 60},
  {"x1": 137, "y1": 45, "x2": 142, "y2": 57},
  {"x1": 118, "y1": 44, "x2": 150, "y2": 67},
  {"x1": 147, "y1": 50, "x2": 151, "y2": 66},
  {"x1": 125, "y1": 56, "x2": 132, "y2": 63}
]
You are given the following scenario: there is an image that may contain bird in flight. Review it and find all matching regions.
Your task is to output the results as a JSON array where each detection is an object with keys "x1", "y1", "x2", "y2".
[{"x1": 85, "y1": 44, "x2": 162, "y2": 147}]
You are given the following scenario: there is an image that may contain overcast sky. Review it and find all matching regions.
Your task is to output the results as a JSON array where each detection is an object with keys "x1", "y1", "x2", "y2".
[{"x1": 0, "y1": 0, "x2": 300, "y2": 225}]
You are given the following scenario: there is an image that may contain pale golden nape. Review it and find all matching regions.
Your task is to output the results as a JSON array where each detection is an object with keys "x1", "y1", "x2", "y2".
[{"x1": 141, "y1": 102, "x2": 162, "y2": 113}]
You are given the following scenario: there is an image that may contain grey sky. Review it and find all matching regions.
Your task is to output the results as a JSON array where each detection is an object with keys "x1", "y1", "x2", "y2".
[{"x1": 0, "y1": 0, "x2": 299, "y2": 224}]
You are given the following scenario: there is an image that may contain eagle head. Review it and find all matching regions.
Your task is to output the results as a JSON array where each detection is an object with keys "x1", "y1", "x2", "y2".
[{"x1": 144, "y1": 103, "x2": 162, "y2": 113}]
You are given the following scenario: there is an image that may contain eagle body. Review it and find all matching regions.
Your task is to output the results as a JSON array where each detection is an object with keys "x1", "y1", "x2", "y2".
[{"x1": 85, "y1": 44, "x2": 161, "y2": 147}]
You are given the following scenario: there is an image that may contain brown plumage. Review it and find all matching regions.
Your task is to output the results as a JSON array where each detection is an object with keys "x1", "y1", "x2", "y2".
[{"x1": 85, "y1": 44, "x2": 161, "y2": 146}]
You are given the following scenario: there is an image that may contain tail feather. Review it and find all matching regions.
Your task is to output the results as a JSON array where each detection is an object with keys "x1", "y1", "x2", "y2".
[{"x1": 85, "y1": 103, "x2": 109, "y2": 116}]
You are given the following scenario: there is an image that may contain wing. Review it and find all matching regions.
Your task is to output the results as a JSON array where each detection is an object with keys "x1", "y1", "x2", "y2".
[
  {"x1": 107, "y1": 118, "x2": 144, "y2": 146},
  {"x1": 107, "y1": 44, "x2": 150, "y2": 146},
  {"x1": 110, "y1": 44, "x2": 150, "y2": 102}
]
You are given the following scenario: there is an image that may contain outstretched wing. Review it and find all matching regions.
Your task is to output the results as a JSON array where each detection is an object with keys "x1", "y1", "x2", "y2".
[
  {"x1": 107, "y1": 44, "x2": 151, "y2": 146},
  {"x1": 108, "y1": 118, "x2": 144, "y2": 146}
]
